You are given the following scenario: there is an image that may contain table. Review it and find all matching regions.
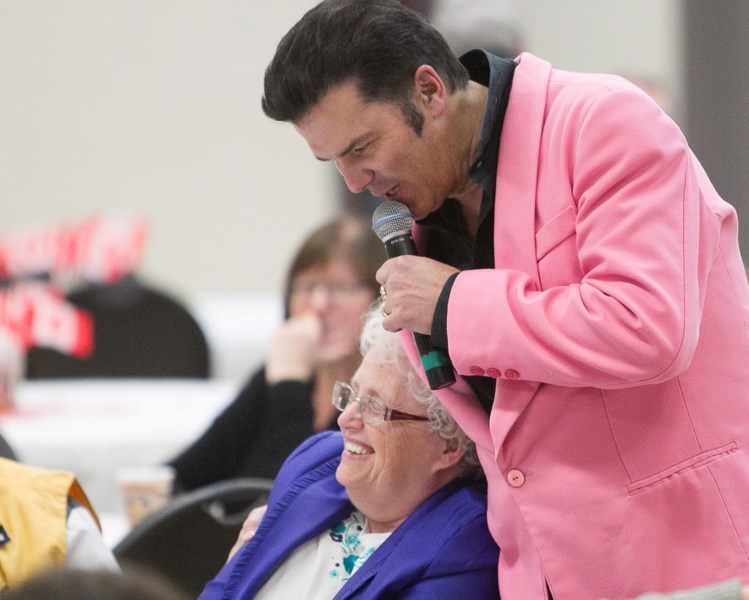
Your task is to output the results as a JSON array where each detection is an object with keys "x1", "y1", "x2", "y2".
[{"x1": 0, "y1": 378, "x2": 240, "y2": 542}]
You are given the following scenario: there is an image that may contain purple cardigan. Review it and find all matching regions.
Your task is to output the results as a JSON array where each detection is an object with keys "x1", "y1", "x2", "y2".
[{"x1": 199, "y1": 432, "x2": 499, "y2": 599}]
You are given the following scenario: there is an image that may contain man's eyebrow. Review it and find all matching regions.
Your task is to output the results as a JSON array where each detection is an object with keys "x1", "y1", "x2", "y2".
[{"x1": 314, "y1": 135, "x2": 369, "y2": 162}]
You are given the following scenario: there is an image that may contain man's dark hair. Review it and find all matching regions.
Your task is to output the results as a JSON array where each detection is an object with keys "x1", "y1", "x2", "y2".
[{"x1": 261, "y1": 0, "x2": 469, "y2": 132}]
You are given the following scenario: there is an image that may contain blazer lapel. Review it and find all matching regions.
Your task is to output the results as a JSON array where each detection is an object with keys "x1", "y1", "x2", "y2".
[
  {"x1": 494, "y1": 52, "x2": 549, "y2": 283},
  {"x1": 399, "y1": 330, "x2": 493, "y2": 451}
]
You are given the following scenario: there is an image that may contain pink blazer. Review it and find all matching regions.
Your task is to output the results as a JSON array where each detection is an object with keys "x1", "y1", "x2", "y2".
[{"x1": 403, "y1": 53, "x2": 749, "y2": 600}]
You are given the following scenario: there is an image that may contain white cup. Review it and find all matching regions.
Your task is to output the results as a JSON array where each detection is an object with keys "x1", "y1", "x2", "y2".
[{"x1": 116, "y1": 465, "x2": 175, "y2": 528}]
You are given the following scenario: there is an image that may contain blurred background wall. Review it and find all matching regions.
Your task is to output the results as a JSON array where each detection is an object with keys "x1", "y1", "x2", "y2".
[
  {"x1": 1, "y1": 0, "x2": 745, "y2": 300},
  {"x1": 0, "y1": 0, "x2": 329, "y2": 298}
]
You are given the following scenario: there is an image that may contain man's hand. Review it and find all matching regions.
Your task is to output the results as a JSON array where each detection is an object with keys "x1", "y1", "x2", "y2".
[{"x1": 376, "y1": 256, "x2": 459, "y2": 334}]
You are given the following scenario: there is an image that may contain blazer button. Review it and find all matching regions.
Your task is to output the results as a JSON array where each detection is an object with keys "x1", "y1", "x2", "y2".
[
  {"x1": 504, "y1": 368, "x2": 520, "y2": 379},
  {"x1": 470, "y1": 366, "x2": 485, "y2": 376},
  {"x1": 486, "y1": 368, "x2": 501, "y2": 378},
  {"x1": 507, "y1": 469, "x2": 525, "y2": 488}
]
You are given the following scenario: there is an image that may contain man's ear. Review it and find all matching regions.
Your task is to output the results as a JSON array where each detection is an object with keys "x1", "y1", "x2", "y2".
[{"x1": 413, "y1": 65, "x2": 447, "y2": 117}]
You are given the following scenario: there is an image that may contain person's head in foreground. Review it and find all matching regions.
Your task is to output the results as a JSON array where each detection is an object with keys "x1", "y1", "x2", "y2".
[
  {"x1": 199, "y1": 303, "x2": 499, "y2": 599},
  {"x1": 0, "y1": 567, "x2": 189, "y2": 600}
]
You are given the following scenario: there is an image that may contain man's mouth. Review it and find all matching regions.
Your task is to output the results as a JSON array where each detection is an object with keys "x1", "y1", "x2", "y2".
[{"x1": 384, "y1": 184, "x2": 400, "y2": 199}]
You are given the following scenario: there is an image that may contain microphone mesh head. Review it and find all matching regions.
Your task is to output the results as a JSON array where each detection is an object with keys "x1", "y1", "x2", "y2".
[{"x1": 371, "y1": 201, "x2": 414, "y2": 241}]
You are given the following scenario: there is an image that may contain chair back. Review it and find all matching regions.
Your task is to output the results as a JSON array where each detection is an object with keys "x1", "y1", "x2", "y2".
[
  {"x1": 113, "y1": 477, "x2": 273, "y2": 598},
  {"x1": 0, "y1": 432, "x2": 16, "y2": 460},
  {"x1": 25, "y1": 276, "x2": 210, "y2": 378}
]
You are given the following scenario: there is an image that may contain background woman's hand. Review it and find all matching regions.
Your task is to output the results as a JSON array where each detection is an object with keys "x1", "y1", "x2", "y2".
[{"x1": 265, "y1": 313, "x2": 322, "y2": 384}]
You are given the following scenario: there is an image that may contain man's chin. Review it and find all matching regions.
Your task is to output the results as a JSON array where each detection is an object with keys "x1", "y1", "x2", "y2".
[{"x1": 403, "y1": 198, "x2": 441, "y2": 221}]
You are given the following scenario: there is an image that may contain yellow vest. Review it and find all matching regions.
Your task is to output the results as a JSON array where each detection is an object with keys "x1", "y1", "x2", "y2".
[{"x1": 0, "y1": 458, "x2": 100, "y2": 589}]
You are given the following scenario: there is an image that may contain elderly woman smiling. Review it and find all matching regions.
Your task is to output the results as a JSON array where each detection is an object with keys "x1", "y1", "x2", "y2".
[{"x1": 199, "y1": 304, "x2": 499, "y2": 599}]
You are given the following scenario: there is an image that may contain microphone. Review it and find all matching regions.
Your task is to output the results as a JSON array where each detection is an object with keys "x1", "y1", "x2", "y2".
[{"x1": 372, "y1": 201, "x2": 455, "y2": 390}]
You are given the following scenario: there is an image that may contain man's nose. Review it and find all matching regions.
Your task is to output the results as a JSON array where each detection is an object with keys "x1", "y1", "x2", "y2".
[{"x1": 337, "y1": 162, "x2": 375, "y2": 194}]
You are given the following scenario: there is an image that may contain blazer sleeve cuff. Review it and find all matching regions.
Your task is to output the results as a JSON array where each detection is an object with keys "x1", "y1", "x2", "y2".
[{"x1": 431, "y1": 272, "x2": 459, "y2": 350}]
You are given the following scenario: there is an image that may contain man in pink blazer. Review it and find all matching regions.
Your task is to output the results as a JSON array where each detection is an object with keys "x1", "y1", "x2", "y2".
[{"x1": 261, "y1": 1, "x2": 749, "y2": 598}]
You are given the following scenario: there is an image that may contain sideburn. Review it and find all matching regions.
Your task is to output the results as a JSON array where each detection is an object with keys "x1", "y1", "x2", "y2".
[{"x1": 399, "y1": 100, "x2": 424, "y2": 136}]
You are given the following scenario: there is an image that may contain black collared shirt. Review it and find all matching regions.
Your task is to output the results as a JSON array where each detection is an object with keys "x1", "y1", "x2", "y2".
[{"x1": 417, "y1": 50, "x2": 515, "y2": 413}]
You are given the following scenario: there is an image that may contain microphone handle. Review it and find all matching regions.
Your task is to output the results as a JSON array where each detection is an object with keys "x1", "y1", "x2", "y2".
[
  {"x1": 382, "y1": 232, "x2": 418, "y2": 257},
  {"x1": 383, "y1": 232, "x2": 456, "y2": 390},
  {"x1": 413, "y1": 332, "x2": 455, "y2": 390}
]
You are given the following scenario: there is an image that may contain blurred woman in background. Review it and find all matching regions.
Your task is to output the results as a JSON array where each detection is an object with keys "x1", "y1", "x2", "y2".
[{"x1": 168, "y1": 215, "x2": 384, "y2": 491}]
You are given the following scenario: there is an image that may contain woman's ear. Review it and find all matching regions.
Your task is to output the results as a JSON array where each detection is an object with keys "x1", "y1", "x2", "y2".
[
  {"x1": 413, "y1": 65, "x2": 447, "y2": 117},
  {"x1": 435, "y1": 437, "x2": 465, "y2": 471}
]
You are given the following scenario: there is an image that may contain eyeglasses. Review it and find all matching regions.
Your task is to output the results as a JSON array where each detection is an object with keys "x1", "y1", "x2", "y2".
[
  {"x1": 289, "y1": 282, "x2": 368, "y2": 303},
  {"x1": 332, "y1": 381, "x2": 429, "y2": 426}
]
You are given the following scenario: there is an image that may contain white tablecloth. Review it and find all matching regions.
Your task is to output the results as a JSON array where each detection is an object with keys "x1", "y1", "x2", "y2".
[{"x1": 0, "y1": 379, "x2": 239, "y2": 522}]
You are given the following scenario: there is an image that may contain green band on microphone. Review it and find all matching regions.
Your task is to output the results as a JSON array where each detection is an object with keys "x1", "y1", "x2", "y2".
[{"x1": 421, "y1": 351, "x2": 451, "y2": 370}]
